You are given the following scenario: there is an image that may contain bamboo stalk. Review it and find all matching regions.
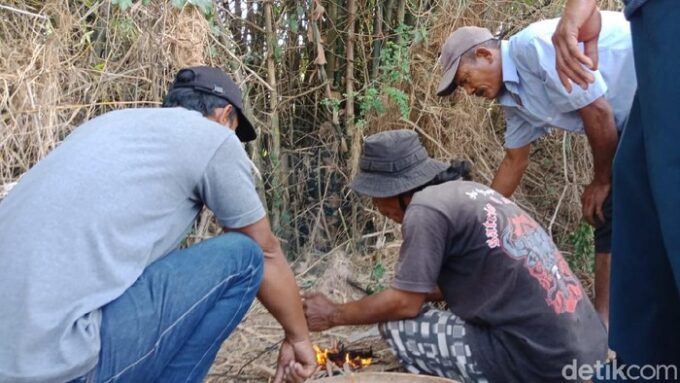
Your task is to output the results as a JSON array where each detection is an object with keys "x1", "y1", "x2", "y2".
[
  {"x1": 326, "y1": 0, "x2": 338, "y2": 85},
  {"x1": 264, "y1": 0, "x2": 287, "y2": 235},
  {"x1": 370, "y1": 3, "x2": 383, "y2": 81}
]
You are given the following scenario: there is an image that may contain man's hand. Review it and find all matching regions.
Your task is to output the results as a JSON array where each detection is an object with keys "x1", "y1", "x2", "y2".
[
  {"x1": 581, "y1": 180, "x2": 610, "y2": 226},
  {"x1": 273, "y1": 338, "x2": 317, "y2": 383},
  {"x1": 302, "y1": 292, "x2": 338, "y2": 332},
  {"x1": 552, "y1": 0, "x2": 601, "y2": 92}
]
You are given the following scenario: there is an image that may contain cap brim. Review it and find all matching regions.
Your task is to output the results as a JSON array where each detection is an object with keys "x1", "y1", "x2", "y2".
[
  {"x1": 235, "y1": 109, "x2": 257, "y2": 142},
  {"x1": 436, "y1": 58, "x2": 460, "y2": 97},
  {"x1": 350, "y1": 159, "x2": 449, "y2": 198}
]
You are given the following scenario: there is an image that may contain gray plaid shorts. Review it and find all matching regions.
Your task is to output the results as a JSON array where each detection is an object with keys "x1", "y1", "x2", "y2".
[{"x1": 379, "y1": 307, "x2": 488, "y2": 383}]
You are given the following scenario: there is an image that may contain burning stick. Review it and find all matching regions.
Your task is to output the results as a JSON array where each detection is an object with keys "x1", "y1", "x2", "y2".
[
  {"x1": 343, "y1": 356, "x2": 352, "y2": 375},
  {"x1": 326, "y1": 359, "x2": 333, "y2": 377},
  {"x1": 314, "y1": 343, "x2": 374, "y2": 372}
]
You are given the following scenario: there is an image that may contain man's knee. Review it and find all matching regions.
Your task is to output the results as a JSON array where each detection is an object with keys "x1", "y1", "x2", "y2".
[
  {"x1": 217, "y1": 232, "x2": 263, "y2": 265},
  {"x1": 193, "y1": 233, "x2": 264, "y2": 284}
]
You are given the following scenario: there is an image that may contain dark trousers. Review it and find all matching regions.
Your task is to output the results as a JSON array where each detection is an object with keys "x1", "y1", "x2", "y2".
[{"x1": 610, "y1": 0, "x2": 680, "y2": 375}]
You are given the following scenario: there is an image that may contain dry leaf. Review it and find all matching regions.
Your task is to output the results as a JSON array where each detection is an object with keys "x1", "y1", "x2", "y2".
[
  {"x1": 315, "y1": 41, "x2": 327, "y2": 65},
  {"x1": 312, "y1": 0, "x2": 325, "y2": 21}
]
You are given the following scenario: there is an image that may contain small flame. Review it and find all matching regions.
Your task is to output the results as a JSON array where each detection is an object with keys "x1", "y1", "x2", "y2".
[
  {"x1": 314, "y1": 345, "x2": 328, "y2": 366},
  {"x1": 314, "y1": 344, "x2": 373, "y2": 369}
]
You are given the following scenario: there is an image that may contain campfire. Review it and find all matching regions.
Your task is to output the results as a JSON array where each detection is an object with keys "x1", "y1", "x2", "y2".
[{"x1": 314, "y1": 343, "x2": 374, "y2": 370}]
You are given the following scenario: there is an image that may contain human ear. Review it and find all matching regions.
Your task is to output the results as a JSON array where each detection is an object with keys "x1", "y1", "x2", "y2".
[
  {"x1": 215, "y1": 105, "x2": 235, "y2": 127},
  {"x1": 475, "y1": 47, "x2": 494, "y2": 64}
]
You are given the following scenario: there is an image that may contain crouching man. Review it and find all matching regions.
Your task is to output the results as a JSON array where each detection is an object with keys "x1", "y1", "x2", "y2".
[
  {"x1": 0, "y1": 67, "x2": 314, "y2": 383},
  {"x1": 435, "y1": 12, "x2": 636, "y2": 328},
  {"x1": 303, "y1": 129, "x2": 607, "y2": 382}
]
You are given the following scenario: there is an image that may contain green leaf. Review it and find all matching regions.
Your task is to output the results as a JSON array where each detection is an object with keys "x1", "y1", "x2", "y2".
[
  {"x1": 188, "y1": 0, "x2": 213, "y2": 14},
  {"x1": 142, "y1": 0, "x2": 151, "y2": 5},
  {"x1": 170, "y1": 0, "x2": 186, "y2": 10},
  {"x1": 112, "y1": 0, "x2": 133, "y2": 11},
  {"x1": 414, "y1": 28, "x2": 427, "y2": 44},
  {"x1": 288, "y1": 13, "x2": 298, "y2": 33},
  {"x1": 371, "y1": 262, "x2": 385, "y2": 280}
]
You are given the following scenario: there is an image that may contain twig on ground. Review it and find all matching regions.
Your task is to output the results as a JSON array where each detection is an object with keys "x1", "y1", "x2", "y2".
[
  {"x1": 549, "y1": 132, "x2": 570, "y2": 236},
  {"x1": 0, "y1": 4, "x2": 47, "y2": 20},
  {"x1": 236, "y1": 339, "x2": 283, "y2": 375},
  {"x1": 346, "y1": 278, "x2": 370, "y2": 295}
]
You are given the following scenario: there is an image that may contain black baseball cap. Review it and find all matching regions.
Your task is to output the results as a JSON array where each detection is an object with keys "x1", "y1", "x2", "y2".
[{"x1": 169, "y1": 66, "x2": 257, "y2": 142}]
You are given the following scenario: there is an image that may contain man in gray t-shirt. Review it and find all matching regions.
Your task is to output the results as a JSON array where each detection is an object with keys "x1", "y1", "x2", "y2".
[
  {"x1": 302, "y1": 130, "x2": 607, "y2": 382},
  {"x1": 0, "y1": 67, "x2": 314, "y2": 383}
]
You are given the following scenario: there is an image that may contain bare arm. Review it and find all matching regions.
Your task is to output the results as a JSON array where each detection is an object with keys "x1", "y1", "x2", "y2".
[
  {"x1": 490, "y1": 145, "x2": 531, "y2": 197},
  {"x1": 426, "y1": 286, "x2": 444, "y2": 302},
  {"x1": 230, "y1": 218, "x2": 309, "y2": 342},
  {"x1": 578, "y1": 96, "x2": 618, "y2": 224},
  {"x1": 303, "y1": 288, "x2": 426, "y2": 331},
  {"x1": 231, "y1": 218, "x2": 317, "y2": 383}
]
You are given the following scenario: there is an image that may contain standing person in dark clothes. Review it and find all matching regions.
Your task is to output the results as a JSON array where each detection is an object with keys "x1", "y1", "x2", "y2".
[
  {"x1": 303, "y1": 129, "x2": 607, "y2": 383},
  {"x1": 552, "y1": 1, "x2": 680, "y2": 380}
]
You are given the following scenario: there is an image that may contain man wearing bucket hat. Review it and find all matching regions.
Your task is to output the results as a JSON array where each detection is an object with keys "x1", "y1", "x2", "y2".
[
  {"x1": 303, "y1": 129, "x2": 607, "y2": 382},
  {"x1": 435, "y1": 13, "x2": 637, "y2": 329},
  {"x1": 0, "y1": 66, "x2": 315, "y2": 383}
]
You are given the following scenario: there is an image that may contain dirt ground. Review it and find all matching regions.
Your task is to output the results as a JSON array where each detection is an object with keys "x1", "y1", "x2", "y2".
[{"x1": 205, "y1": 247, "x2": 404, "y2": 382}]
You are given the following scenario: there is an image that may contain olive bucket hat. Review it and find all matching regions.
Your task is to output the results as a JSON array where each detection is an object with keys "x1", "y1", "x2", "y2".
[{"x1": 350, "y1": 129, "x2": 448, "y2": 198}]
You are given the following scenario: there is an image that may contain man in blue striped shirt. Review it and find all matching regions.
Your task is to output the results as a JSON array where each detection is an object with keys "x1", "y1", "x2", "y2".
[{"x1": 436, "y1": 12, "x2": 636, "y2": 329}]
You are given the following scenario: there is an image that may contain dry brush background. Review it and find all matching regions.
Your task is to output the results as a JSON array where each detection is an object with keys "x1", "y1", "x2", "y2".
[{"x1": 0, "y1": 0, "x2": 621, "y2": 381}]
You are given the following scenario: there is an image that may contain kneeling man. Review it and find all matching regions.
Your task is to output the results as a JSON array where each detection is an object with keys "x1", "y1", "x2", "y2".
[{"x1": 303, "y1": 129, "x2": 607, "y2": 382}]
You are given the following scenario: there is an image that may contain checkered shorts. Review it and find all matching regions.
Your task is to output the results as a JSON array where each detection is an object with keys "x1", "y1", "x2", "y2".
[{"x1": 379, "y1": 307, "x2": 488, "y2": 383}]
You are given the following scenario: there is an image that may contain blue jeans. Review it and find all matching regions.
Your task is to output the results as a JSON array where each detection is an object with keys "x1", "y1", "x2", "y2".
[
  {"x1": 606, "y1": 0, "x2": 680, "y2": 380},
  {"x1": 74, "y1": 232, "x2": 263, "y2": 383}
]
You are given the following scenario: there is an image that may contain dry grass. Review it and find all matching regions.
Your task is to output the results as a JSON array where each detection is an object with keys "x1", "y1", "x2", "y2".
[{"x1": 0, "y1": 0, "x2": 224, "y2": 241}]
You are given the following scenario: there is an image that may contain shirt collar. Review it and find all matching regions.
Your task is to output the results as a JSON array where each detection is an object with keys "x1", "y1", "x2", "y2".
[
  {"x1": 499, "y1": 40, "x2": 522, "y2": 107},
  {"x1": 501, "y1": 40, "x2": 519, "y2": 85}
]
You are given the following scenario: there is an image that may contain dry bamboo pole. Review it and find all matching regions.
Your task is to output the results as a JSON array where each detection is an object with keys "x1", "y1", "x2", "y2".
[
  {"x1": 345, "y1": 0, "x2": 362, "y2": 244},
  {"x1": 326, "y1": 0, "x2": 338, "y2": 86},
  {"x1": 396, "y1": 0, "x2": 406, "y2": 26},
  {"x1": 384, "y1": 0, "x2": 396, "y2": 31},
  {"x1": 370, "y1": 2, "x2": 383, "y2": 81},
  {"x1": 264, "y1": 0, "x2": 287, "y2": 235},
  {"x1": 346, "y1": 0, "x2": 358, "y2": 178},
  {"x1": 310, "y1": 0, "x2": 339, "y2": 126}
]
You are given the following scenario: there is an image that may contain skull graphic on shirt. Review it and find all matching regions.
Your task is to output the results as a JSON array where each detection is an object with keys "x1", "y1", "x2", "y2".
[{"x1": 499, "y1": 213, "x2": 583, "y2": 314}]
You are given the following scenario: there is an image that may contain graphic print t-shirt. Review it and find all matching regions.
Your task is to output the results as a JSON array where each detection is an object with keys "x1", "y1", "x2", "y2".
[{"x1": 393, "y1": 181, "x2": 607, "y2": 383}]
